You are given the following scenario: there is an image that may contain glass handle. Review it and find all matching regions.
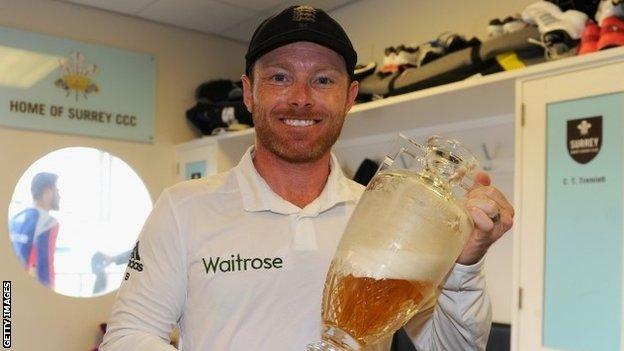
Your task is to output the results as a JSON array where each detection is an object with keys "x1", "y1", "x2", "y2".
[
  {"x1": 378, "y1": 156, "x2": 395, "y2": 172},
  {"x1": 458, "y1": 173, "x2": 475, "y2": 192}
]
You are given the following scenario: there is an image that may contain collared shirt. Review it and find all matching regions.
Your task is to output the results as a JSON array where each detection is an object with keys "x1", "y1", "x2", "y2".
[{"x1": 101, "y1": 147, "x2": 491, "y2": 351}]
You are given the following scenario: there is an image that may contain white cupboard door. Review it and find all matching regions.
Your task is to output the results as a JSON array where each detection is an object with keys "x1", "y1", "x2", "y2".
[{"x1": 515, "y1": 61, "x2": 624, "y2": 351}]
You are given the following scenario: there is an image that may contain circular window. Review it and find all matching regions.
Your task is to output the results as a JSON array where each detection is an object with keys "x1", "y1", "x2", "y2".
[{"x1": 7, "y1": 147, "x2": 152, "y2": 297}]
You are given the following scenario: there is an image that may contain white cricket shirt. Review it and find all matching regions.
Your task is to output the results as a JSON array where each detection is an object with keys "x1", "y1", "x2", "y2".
[{"x1": 100, "y1": 147, "x2": 491, "y2": 351}]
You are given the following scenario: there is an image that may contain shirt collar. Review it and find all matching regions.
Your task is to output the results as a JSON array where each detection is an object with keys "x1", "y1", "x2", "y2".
[{"x1": 233, "y1": 146, "x2": 359, "y2": 215}]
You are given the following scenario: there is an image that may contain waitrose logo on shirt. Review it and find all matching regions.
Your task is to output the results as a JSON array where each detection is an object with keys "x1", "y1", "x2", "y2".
[{"x1": 202, "y1": 253, "x2": 284, "y2": 274}]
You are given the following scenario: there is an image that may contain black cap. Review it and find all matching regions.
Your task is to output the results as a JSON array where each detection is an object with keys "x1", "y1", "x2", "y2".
[{"x1": 245, "y1": 5, "x2": 357, "y2": 78}]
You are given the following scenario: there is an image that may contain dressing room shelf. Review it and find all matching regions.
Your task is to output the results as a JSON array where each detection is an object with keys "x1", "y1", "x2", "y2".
[{"x1": 191, "y1": 46, "x2": 624, "y2": 147}]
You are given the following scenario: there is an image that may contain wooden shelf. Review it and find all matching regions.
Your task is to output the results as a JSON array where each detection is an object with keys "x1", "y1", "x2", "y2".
[{"x1": 184, "y1": 47, "x2": 624, "y2": 148}]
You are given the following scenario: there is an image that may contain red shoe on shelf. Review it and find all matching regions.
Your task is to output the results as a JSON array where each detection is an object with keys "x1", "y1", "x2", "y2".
[
  {"x1": 579, "y1": 20, "x2": 601, "y2": 54},
  {"x1": 598, "y1": 15, "x2": 624, "y2": 50},
  {"x1": 595, "y1": 0, "x2": 624, "y2": 25}
]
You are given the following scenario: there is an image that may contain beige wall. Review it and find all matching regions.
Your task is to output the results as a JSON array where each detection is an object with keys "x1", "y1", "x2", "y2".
[
  {"x1": 332, "y1": 0, "x2": 536, "y2": 64},
  {"x1": 0, "y1": 0, "x2": 246, "y2": 349}
]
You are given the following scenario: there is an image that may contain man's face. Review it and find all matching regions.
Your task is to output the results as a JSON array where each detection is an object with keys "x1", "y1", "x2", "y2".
[
  {"x1": 46, "y1": 183, "x2": 60, "y2": 211},
  {"x1": 242, "y1": 41, "x2": 359, "y2": 163}
]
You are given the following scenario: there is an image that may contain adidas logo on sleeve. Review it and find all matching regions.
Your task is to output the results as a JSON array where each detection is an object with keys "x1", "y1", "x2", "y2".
[{"x1": 125, "y1": 241, "x2": 143, "y2": 280}]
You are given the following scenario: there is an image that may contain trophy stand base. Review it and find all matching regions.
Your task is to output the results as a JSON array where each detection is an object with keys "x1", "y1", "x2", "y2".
[
  {"x1": 306, "y1": 341, "x2": 344, "y2": 351},
  {"x1": 306, "y1": 325, "x2": 360, "y2": 351}
]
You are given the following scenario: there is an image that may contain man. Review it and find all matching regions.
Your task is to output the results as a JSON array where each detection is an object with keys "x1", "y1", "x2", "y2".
[
  {"x1": 9, "y1": 172, "x2": 60, "y2": 289},
  {"x1": 101, "y1": 5, "x2": 513, "y2": 351},
  {"x1": 91, "y1": 249, "x2": 132, "y2": 295}
]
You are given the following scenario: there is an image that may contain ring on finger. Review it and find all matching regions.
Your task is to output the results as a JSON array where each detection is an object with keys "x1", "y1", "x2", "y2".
[{"x1": 489, "y1": 212, "x2": 501, "y2": 223}]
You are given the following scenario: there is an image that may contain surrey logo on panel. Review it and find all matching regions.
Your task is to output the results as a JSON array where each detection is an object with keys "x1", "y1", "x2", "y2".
[
  {"x1": 567, "y1": 116, "x2": 602, "y2": 164},
  {"x1": 54, "y1": 52, "x2": 99, "y2": 101}
]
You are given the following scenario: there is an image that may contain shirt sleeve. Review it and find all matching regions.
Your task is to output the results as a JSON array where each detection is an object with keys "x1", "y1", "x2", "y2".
[
  {"x1": 404, "y1": 257, "x2": 492, "y2": 351},
  {"x1": 100, "y1": 189, "x2": 187, "y2": 351}
]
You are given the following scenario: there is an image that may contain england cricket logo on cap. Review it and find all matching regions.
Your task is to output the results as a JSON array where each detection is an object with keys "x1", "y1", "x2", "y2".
[
  {"x1": 567, "y1": 116, "x2": 602, "y2": 164},
  {"x1": 293, "y1": 5, "x2": 316, "y2": 22}
]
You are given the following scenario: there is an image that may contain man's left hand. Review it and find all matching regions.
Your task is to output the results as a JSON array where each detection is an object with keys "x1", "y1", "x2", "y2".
[{"x1": 457, "y1": 172, "x2": 514, "y2": 265}]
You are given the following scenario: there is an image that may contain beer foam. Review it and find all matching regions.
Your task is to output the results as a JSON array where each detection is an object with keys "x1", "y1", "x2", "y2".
[{"x1": 337, "y1": 246, "x2": 453, "y2": 282}]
